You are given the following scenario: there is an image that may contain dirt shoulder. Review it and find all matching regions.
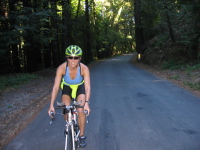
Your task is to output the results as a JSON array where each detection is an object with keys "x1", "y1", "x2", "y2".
[{"x1": 0, "y1": 69, "x2": 55, "y2": 149}]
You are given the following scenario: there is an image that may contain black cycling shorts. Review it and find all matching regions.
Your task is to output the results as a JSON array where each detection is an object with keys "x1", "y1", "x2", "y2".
[{"x1": 62, "y1": 83, "x2": 85, "y2": 98}]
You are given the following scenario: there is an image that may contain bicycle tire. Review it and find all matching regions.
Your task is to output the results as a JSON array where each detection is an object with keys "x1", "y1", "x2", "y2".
[
  {"x1": 65, "y1": 127, "x2": 73, "y2": 150},
  {"x1": 74, "y1": 125, "x2": 80, "y2": 148}
]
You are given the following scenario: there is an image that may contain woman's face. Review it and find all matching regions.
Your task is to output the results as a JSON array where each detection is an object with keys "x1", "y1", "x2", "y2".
[{"x1": 66, "y1": 56, "x2": 81, "y2": 68}]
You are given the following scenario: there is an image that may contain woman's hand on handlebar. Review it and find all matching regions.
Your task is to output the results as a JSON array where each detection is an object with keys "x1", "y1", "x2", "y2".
[
  {"x1": 84, "y1": 103, "x2": 91, "y2": 116},
  {"x1": 48, "y1": 106, "x2": 55, "y2": 118}
]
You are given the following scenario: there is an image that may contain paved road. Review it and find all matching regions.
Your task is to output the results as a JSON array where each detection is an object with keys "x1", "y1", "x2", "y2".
[{"x1": 4, "y1": 54, "x2": 200, "y2": 150}]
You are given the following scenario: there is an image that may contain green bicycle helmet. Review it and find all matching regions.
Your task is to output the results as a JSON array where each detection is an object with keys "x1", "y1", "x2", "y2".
[{"x1": 65, "y1": 45, "x2": 83, "y2": 56}]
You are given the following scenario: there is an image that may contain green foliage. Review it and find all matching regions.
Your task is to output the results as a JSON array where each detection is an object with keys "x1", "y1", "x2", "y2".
[
  {"x1": 161, "y1": 61, "x2": 200, "y2": 74},
  {"x1": 17, "y1": 8, "x2": 58, "y2": 46},
  {"x1": 169, "y1": 75, "x2": 180, "y2": 80},
  {"x1": 0, "y1": 0, "x2": 136, "y2": 73},
  {"x1": 139, "y1": 0, "x2": 200, "y2": 64},
  {"x1": 154, "y1": 34, "x2": 169, "y2": 49},
  {"x1": 185, "y1": 63, "x2": 200, "y2": 73},
  {"x1": 183, "y1": 63, "x2": 200, "y2": 90},
  {"x1": 161, "y1": 61, "x2": 185, "y2": 70},
  {"x1": 172, "y1": 4, "x2": 199, "y2": 60},
  {"x1": 0, "y1": 73, "x2": 38, "y2": 95},
  {"x1": 3, "y1": 0, "x2": 199, "y2": 73},
  {"x1": 183, "y1": 82, "x2": 200, "y2": 90}
]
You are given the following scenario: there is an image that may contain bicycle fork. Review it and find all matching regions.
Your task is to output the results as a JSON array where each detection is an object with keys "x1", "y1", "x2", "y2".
[{"x1": 65, "y1": 111, "x2": 76, "y2": 150}]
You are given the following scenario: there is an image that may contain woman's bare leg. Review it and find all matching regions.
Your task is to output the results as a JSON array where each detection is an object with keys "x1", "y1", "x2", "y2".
[
  {"x1": 76, "y1": 94, "x2": 86, "y2": 136},
  {"x1": 62, "y1": 94, "x2": 71, "y2": 120}
]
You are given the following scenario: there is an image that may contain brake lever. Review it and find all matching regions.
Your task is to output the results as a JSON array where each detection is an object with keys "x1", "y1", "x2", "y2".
[
  {"x1": 84, "y1": 110, "x2": 89, "y2": 123},
  {"x1": 73, "y1": 100, "x2": 82, "y2": 106},
  {"x1": 57, "y1": 101, "x2": 65, "y2": 107},
  {"x1": 50, "y1": 111, "x2": 55, "y2": 124}
]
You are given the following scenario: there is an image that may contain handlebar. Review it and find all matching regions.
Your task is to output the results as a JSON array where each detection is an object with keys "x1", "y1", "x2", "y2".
[
  {"x1": 49, "y1": 110, "x2": 88, "y2": 124},
  {"x1": 49, "y1": 100, "x2": 88, "y2": 124},
  {"x1": 50, "y1": 110, "x2": 88, "y2": 116}
]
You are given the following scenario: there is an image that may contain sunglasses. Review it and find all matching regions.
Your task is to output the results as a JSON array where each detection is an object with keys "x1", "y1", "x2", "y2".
[{"x1": 67, "y1": 57, "x2": 80, "y2": 60}]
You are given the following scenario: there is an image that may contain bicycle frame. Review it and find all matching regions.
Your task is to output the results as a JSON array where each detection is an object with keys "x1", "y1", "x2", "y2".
[
  {"x1": 64, "y1": 104, "x2": 79, "y2": 150},
  {"x1": 50, "y1": 100, "x2": 87, "y2": 150}
]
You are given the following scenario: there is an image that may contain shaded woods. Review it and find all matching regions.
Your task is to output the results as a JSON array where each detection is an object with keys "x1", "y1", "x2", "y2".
[
  {"x1": 0, "y1": 0, "x2": 134, "y2": 74},
  {"x1": 134, "y1": 0, "x2": 200, "y2": 65},
  {"x1": 0, "y1": 0, "x2": 200, "y2": 74}
]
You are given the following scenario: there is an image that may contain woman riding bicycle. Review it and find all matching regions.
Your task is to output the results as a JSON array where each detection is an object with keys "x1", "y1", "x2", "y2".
[{"x1": 48, "y1": 45, "x2": 91, "y2": 148}]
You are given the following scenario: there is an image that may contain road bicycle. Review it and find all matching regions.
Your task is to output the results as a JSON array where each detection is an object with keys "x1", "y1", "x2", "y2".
[{"x1": 50, "y1": 98, "x2": 88, "y2": 150}]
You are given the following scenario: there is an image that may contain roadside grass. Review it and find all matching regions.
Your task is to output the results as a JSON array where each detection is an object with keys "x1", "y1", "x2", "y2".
[
  {"x1": 183, "y1": 82, "x2": 200, "y2": 90},
  {"x1": 169, "y1": 75, "x2": 180, "y2": 80},
  {"x1": 0, "y1": 73, "x2": 38, "y2": 95},
  {"x1": 162, "y1": 61, "x2": 200, "y2": 71},
  {"x1": 185, "y1": 63, "x2": 200, "y2": 75},
  {"x1": 162, "y1": 62, "x2": 200, "y2": 90},
  {"x1": 161, "y1": 61, "x2": 185, "y2": 70}
]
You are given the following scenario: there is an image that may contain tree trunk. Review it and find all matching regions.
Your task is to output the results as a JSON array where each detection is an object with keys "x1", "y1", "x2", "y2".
[
  {"x1": 84, "y1": 0, "x2": 92, "y2": 64},
  {"x1": 9, "y1": 0, "x2": 20, "y2": 73},
  {"x1": 163, "y1": 0, "x2": 176, "y2": 43},
  {"x1": 62, "y1": 0, "x2": 72, "y2": 61},
  {"x1": 23, "y1": 0, "x2": 40, "y2": 72},
  {"x1": 76, "y1": 0, "x2": 81, "y2": 19},
  {"x1": 134, "y1": 0, "x2": 145, "y2": 55}
]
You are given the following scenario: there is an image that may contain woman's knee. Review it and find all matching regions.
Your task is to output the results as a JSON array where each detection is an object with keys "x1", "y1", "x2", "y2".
[
  {"x1": 77, "y1": 94, "x2": 86, "y2": 106},
  {"x1": 62, "y1": 94, "x2": 71, "y2": 105}
]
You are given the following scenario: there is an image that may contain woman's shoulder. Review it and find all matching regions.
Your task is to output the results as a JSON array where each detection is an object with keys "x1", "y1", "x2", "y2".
[
  {"x1": 80, "y1": 63, "x2": 89, "y2": 75},
  {"x1": 57, "y1": 62, "x2": 67, "y2": 74},
  {"x1": 80, "y1": 63, "x2": 89, "y2": 70}
]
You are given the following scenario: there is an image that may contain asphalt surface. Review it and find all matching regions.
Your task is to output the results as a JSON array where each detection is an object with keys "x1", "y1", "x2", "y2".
[{"x1": 4, "y1": 54, "x2": 200, "y2": 150}]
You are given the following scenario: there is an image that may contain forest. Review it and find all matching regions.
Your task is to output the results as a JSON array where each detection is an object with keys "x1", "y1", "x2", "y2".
[{"x1": 0, "y1": 0, "x2": 200, "y2": 74}]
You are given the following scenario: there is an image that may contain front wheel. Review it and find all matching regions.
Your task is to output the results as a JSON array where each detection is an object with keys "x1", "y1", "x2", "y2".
[
  {"x1": 65, "y1": 127, "x2": 73, "y2": 150},
  {"x1": 74, "y1": 125, "x2": 80, "y2": 148}
]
